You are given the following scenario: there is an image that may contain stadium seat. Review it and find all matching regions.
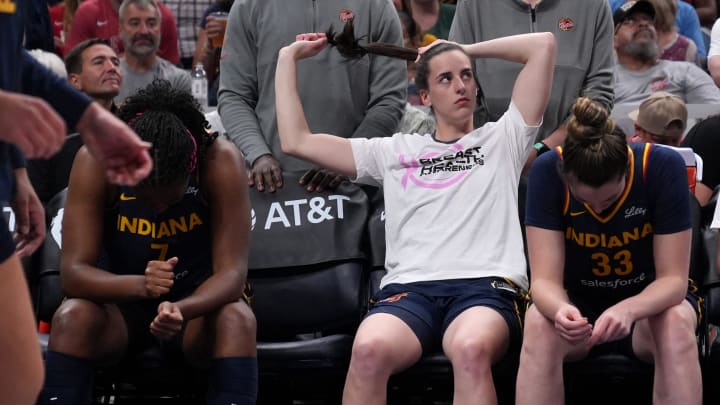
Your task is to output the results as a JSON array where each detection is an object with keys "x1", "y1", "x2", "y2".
[{"x1": 247, "y1": 171, "x2": 371, "y2": 404}]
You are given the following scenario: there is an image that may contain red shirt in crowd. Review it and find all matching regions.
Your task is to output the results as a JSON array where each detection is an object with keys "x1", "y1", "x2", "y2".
[{"x1": 66, "y1": 0, "x2": 180, "y2": 64}]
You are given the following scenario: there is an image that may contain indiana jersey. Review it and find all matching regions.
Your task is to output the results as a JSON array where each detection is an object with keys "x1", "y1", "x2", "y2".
[
  {"x1": 525, "y1": 143, "x2": 691, "y2": 310},
  {"x1": 100, "y1": 180, "x2": 212, "y2": 301}
]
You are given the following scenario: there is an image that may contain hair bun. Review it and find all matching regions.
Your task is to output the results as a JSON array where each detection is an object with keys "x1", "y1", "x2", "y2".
[{"x1": 567, "y1": 97, "x2": 615, "y2": 146}]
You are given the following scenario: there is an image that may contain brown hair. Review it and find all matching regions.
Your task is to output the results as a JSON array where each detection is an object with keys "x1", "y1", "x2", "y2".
[
  {"x1": 648, "y1": 0, "x2": 677, "y2": 33},
  {"x1": 561, "y1": 97, "x2": 628, "y2": 187}
]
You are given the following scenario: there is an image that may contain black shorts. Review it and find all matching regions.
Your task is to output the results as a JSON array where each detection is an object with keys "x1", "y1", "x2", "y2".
[
  {"x1": 368, "y1": 277, "x2": 527, "y2": 354},
  {"x1": 118, "y1": 282, "x2": 254, "y2": 357}
]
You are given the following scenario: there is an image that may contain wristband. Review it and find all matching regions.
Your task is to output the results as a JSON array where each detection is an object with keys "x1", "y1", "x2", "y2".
[{"x1": 533, "y1": 141, "x2": 551, "y2": 156}]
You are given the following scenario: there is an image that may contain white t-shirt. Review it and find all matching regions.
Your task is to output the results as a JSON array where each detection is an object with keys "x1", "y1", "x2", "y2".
[{"x1": 350, "y1": 102, "x2": 537, "y2": 290}]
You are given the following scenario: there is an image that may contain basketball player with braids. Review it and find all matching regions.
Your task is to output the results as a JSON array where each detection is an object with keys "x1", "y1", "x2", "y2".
[
  {"x1": 275, "y1": 31, "x2": 556, "y2": 404},
  {"x1": 517, "y1": 97, "x2": 702, "y2": 405},
  {"x1": 39, "y1": 80, "x2": 257, "y2": 405}
]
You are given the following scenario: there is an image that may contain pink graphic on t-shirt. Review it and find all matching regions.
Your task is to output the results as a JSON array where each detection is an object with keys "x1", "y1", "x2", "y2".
[{"x1": 399, "y1": 143, "x2": 471, "y2": 190}]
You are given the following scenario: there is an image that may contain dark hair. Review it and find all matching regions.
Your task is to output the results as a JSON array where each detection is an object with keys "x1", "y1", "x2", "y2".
[
  {"x1": 560, "y1": 97, "x2": 628, "y2": 187},
  {"x1": 326, "y1": 19, "x2": 418, "y2": 61},
  {"x1": 414, "y1": 42, "x2": 467, "y2": 91},
  {"x1": 117, "y1": 79, "x2": 212, "y2": 188},
  {"x1": 65, "y1": 38, "x2": 112, "y2": 75}
]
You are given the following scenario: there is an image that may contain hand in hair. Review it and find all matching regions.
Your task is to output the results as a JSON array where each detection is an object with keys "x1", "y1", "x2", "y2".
[
  {"x1": 414, "y1": 39, "x2": 451, "y2": 63},
  {"x1": 280, "y1": 33, "x2": 329, "y2": 61}
]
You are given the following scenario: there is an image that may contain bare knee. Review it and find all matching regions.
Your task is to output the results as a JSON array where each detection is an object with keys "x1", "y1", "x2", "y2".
[
  {"x1": 648, "y1": 305, "x2": 697, "y2": 356},
  {"x1": 49, "y1": 299, "x2": 109, "y2": 354},
  {"x1": 349, "y1": 336, "x2": 397, "y2": 377},
  {"x1": 214, "y1": 302, "x2": 256, "y2": 348},
  {"x1": 447, "y1": 337, "x2": 495, "y2": 375}
]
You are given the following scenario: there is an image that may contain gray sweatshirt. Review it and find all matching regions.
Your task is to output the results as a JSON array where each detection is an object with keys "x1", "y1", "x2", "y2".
[
  {"x1": 218, "y1": 0, "x2": 407, "y2": 172},
  {"x1": 449, "y1": 0, "x2": 615, "y2": 141}
]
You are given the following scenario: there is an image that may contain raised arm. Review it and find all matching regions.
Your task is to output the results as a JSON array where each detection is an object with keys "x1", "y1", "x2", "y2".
[
  {"x1": 274, "y1": 33, "x2": 357, "y2": 178},
  {"x1": 460, "y1": 32, "x2": 556, "y2": 126}
]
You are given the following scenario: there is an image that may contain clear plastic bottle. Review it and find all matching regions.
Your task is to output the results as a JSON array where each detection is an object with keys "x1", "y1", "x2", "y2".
[{"x1": 191, "y1": 62, "x2": 208, "y2": 112}]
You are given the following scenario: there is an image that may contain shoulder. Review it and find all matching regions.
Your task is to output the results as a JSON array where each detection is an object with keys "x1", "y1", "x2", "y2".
[{"x1": 206, "y1": 136, "x2": 245, "y2": 168}]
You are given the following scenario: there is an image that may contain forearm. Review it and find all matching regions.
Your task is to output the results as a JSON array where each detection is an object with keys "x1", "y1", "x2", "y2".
[
  {"x1": 175, "y1": 270, "x2": 244, "y2": 321},
  {"x1": 462, "y1": 32, "x2": 555, "y2": 65},
  {"x1": 275, "y1": 50, "x2": 313, "y2": 156},
  {"x1": 530, "y1": 278, "x2": 571, "y2": 320},
  {"x1": 62, "y1": 264, "x2": 147, "y2": 302},
  {"x1": 614, "y1": 275, "x2": 689, "y2": 321}
]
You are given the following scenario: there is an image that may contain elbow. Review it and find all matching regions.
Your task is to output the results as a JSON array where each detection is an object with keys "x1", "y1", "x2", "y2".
[
  {"x1": 539, "y1": 32, "x2": 557, "y2": 58},
  {"x1": 279, "y1": 136, "x2": 298, "y2": 157}
]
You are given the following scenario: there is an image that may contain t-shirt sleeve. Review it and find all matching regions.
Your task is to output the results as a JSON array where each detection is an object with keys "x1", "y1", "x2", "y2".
[
  {"x1": 350, "y1": 137, "x2": 390, "y2": 187},
  {"x1": 647, "y1": 146, "x2": 692, "y2": 234},
  {"x1": 524, "y1": 150, "x2": 565, "y2": 231}
]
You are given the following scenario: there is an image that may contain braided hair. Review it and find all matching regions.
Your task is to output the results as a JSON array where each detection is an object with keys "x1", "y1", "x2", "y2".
[
  {"x1": 560, "y1": 97, "x2": 628, "y2": 187},
  {"x1": 117, "y1": 79, "x2": 212, "y2": 188}
]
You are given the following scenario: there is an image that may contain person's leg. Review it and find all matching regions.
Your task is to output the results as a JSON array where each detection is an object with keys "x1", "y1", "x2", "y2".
[
  {"x1": 515, "y1": 304, "x2": 590, "y2": 405},
  {"x1": 0, "y1": 254, "x2": 43, "y2": 405},
  {"x1": 38, "y1": 299, "x2": 128, "y2": 405},
  {"x1": 183, "y1": 300, "x2": 257, "y2": 405},
  {"x1": 632, "y1": 300, "x2": 702, "y2": 405},
  {"x1": 441, "y1": 306, "x2": 509, "y2": 405},
  {"x1": 342, "y1": 313, "x2": 424, "y2": 405}
]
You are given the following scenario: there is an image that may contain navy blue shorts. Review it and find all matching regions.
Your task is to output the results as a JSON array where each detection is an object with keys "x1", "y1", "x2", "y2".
[{"x1": 368, "y1": 277, "x2": 527, "y2": 354}]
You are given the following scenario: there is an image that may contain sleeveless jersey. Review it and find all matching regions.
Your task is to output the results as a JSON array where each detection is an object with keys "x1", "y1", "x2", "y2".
[
  {"x1": 525, "y1": 143, "x2": 691, "y2": 310},
  {"x1": 101, "y1": 180, "x2": 212, "y2": 301}
]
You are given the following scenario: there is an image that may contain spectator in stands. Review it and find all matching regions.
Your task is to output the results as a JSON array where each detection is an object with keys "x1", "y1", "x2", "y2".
[
  {"x1": 449, "y1": 0, "x2": 615, "y2": 174},
  {"x1": 613, "y1": 1, "x2": 720, "y2": 103},
  {"x1": 650, "y1": 0, "x2": 699, "y2": 63},
  {"x1": 164, "y1": 0, "x2": 213, "y2": 69},
  {"x1": 628, "y1": 91, "x2": 688, "y2": 146},
  {"x1": 706, "y1": 17, "x2": 720, "y2": 85},
  {"x1": 28, "y1": 39, "x2": 123, "y2": 205},
  {"x1": 404, "y1": 0, "x2": 456, "y2": 40},
  {"x1": 274, "y1": 31, "x2": 556, "y2": 404},
  {"x1": 192, "y1": 0, "x2": 233, "y2": 107},
  {"x1": 116, "y1": 0, "x2": 191, "y2": 103},
  {"x1": 38, "y1": 79, "x2": 257, "y2": 405},
  {"x1": 681, "y1": 114, "x2": 720, "y2": 206},
  {"x1": 517, "y1": 96, "x2": 702, "y2": 405},
  {"x1": 682, "y1": 0, "x2": 717, "y2": 28},
  {"x1": 66, "y1": 0, "x2": 180, "y2": 65},
  {"x1": 218, "y1": 0, "x2": 406, "y2": 193},
  {"x1": 610, "y1": 0, "x2": 708, "y2": 58},
  {"x1": 49, "y1": 0, "x2": 83, "y2": 56}
]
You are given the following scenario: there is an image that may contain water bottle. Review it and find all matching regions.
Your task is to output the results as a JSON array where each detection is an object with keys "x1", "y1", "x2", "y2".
[{"x1": 191, "y1": 63, "x2": 208, "y2": 112}]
